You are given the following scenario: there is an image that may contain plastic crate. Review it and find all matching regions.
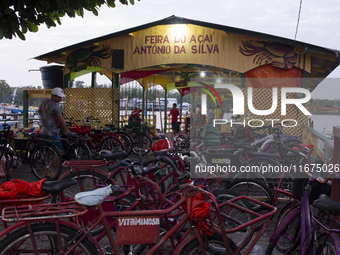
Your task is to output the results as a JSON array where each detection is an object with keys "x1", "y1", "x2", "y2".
[{"x1": 14, "y1": 139, "x2": 28, "y2": 151}]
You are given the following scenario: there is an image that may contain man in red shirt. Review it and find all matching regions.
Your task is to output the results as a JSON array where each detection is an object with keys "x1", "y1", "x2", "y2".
[{"x1": 168, "y1": 103, "x2": 180, "y2": 137}]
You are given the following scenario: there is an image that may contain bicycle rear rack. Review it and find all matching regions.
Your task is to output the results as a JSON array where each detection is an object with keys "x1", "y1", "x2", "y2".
[
  {"x1": 2, "y1": 201, "x2": 87, "y2": 222},
  {"x1": 62, "y1": 160, "x2": 107, "y2": 168}
]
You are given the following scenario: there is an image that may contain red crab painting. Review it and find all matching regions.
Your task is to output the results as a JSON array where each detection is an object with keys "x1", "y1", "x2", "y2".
[{"x1": 239, "y1": 40, "x2": 299, "y2": 69}]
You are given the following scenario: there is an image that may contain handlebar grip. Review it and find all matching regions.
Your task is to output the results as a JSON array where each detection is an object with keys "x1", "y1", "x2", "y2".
[
  {"x1": 141, "y1": 164, "x2": 161, "y2": 176},
  {"x1": 158, "y1": 156, "x2": 182, "y2": 176},
  {"x1": 108, "y1": 159, "x2": 132, "y2": 172}
]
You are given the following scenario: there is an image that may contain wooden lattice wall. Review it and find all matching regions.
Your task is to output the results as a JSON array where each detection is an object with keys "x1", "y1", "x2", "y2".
[{"x1": 64, "y1": 88, "x2": 119, "y2": 126}]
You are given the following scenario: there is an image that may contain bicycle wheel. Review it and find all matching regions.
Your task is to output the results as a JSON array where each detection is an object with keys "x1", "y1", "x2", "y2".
[
  {"x1": 113, "y1": 131, "x2": 133, "y2": 157},
  {"x1": 0, "y1": 222, "x2": 99, "y2": 255},
  {"x1": 179, "y1": 232, "x2": 237, "y2": 254},
  {"x1": 212, "y1": 189, "x2": 254, "y2": 248},
  {"x1": 265, "y1": 208, "x2": 301, "y2": 254},
  {"x1": 5, "y1": 158, "x2": 11, "y2": 181},
  {"x1": 226, "y1": 178, "x2": 272, "y2": 212},
  {"x1": 133, "y1": 134, "x2": 152, "y2": 153},
  {"x1": 316, "y1": 234, "x2": 338, "y2": 255},
  {"x1": 66, "y1": 142, "x2": 91, "y2": 161},
  {"x1": 0, "y1": 145, "x2": 14, "y2": 169},
  {"x1": 57, "y1": 168, "x2": 115, "y2": 200},
  {"x1": 100, "y1": 136, "x2": 125, "y2": 154},
  {"x1": 29, "y1": 143, "x2": 62, "y2": 181}
]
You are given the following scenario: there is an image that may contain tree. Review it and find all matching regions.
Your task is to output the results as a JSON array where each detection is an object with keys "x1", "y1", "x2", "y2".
[
  {"x1": 0, "y1": 0, "x2": 139, "y2": 40},
  {"x1": 0, "y1": 80, "x2": 13, "y2": 103}
]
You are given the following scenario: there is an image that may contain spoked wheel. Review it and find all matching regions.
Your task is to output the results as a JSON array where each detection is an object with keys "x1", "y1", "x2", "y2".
[
  {"x1": 67, "y1": 143, "x2": 91, "y2": 161},
  {"x1": 29, "y1": 143, "x2": 62, "y2": 181},
  {"x1": 179, "y1": 232, "x2": 237, "y2": 254},
  {"x1": 133, "y1": 134, "x2": 152, "y2": 154},
  {"x1": 100, "y1": 137, "x2": 125, "y2": 154},
  {"x1": 0, "y1": 223, "x2": 98, "y2": 255}
]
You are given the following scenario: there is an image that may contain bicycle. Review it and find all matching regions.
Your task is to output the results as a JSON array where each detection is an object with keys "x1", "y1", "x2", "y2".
[
  {"x1": 0, "y1": 122, "x2": 62, "y2": 181},
  {"x1": 265, "y1": 170, "x2": 338, "y2": 254},
  {"x1": 67, "y1": 117, "x2": 130, "y2": 159},
  {"x1": 0, "y1": 163, "x2": 277, "y2": 254}
]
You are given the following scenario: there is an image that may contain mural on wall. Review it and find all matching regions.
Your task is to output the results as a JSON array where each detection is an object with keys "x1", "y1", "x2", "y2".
[
  {"x1": 66, "y1": 45, "x2": 113, "y2": 72},
  {"x1": 239, "y1": 41, "x2": 299, "y2": 69}
]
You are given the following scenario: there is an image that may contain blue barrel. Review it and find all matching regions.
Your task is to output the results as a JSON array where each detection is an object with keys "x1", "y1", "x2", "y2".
[{"x1": 40, "y1": 65, "x2": 64, "y2": 89}]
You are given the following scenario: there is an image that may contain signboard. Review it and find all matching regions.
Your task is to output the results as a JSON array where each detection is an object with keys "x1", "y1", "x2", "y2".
[{"x1": 116, "y1": 216, "x2": 160, "y2": 245}]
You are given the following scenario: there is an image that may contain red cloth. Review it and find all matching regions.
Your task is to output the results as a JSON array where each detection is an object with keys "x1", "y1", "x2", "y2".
[
  {"x1": 150, "y1": 139, "x2": 173, "y2": 152},
  {"x1": 170, "y1": 109, "x2": 179, "y2": 123},
  {"x1": 0, "y1": 179, "x2": 46, "y2": 198},
  {"x1": 183, "y1": 193, "x2": 213, "y2": 235}
]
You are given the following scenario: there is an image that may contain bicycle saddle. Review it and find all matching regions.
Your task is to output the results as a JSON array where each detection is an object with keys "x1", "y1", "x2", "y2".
[
  {"x1": 99, "y1": 150, "x2": 127, "y2": 160},
  {"x1": 153, "y1": 150, "x2": 168, "y2": 157},
  {"x1": 41, "y1": 179, "x2": 77, "y2": 195},
  {"x1": 313, "y1": 194, "x2": 340, "y2": 214}
]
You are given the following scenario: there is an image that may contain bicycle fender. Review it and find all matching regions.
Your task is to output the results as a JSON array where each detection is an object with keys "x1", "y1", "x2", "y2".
[
  {"x1": 173, "y1": 235, "x2": 198, "y2": 255},
  {"x1": 269, "y1": 207, "x2": 301, "y2": 243}
]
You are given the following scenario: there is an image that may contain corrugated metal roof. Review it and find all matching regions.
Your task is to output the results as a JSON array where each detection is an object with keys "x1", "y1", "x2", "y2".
[{"x1": 34, "y1": 15, "x2": 340, "y2": 63}]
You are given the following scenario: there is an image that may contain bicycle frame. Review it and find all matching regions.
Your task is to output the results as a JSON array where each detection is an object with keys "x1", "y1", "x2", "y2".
[{"x1": 0, "y1": 184, "x2": 277, "y2": 255}]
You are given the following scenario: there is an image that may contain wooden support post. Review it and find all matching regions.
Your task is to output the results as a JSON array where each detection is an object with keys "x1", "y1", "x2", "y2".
[
  {"x1": 180, "y1": 93, "x2": 183, "y2": 130},
  {"x1": 91, "y1": 72, "x2": 97, "y2": 88},
  {"x1": 164, "y1": 88, "x2": 168, "y2": 133},
  {"x1": 23, "y1": 90, "x2": 28, "y2": 127},
  {"x1": 142, "y1": 78, "x2": 145, "y2": 121},
  {"x1": 331, "y1": 126, "x2": 340, "y2": 222},
  {"x1": 113, "y1": 73, "x2": 120, "y2": 127}
]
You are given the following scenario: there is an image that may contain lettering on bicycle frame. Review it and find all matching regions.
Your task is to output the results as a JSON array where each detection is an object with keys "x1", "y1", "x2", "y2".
[{"x1": 116, "y1": 216, "x2": 160, "y2": 245}]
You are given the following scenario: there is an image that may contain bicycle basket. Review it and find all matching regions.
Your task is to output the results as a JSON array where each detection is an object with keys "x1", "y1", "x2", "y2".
[{"x1": 14, "y1": 139, "x2": 28, "y2": 150}]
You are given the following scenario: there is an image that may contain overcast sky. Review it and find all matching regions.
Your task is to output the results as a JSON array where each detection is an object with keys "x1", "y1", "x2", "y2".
[{"x1": 1, "y1": 0, "x2": 340, "y2": 99}]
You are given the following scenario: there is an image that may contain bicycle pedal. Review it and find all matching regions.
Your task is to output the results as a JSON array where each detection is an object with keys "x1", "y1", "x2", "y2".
[{"x1": 103, "y1": 245, "x2": 114, "y2": 254}]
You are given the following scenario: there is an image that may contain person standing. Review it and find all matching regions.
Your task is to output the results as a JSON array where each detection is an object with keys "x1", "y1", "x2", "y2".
[
  {"x1": 208, "y1": 106, "x2": 214, "y2": 124},
  {"x1": 214, "y1": 105, "x2": 223, "y2": 119},
  {"x1": 168, "y1": 103, "x2": 180, "y2": 137},
  {"x1": 38, "y1": 87, "x2": 69, "y2": 153}
]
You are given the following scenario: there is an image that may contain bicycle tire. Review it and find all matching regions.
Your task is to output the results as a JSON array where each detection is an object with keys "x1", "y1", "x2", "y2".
[
  {"x1": 29, "y1": 142, "x2": 62, "y2": 181},
  {"x1": 178, "y1": 232, "x2": 237, "y2": 254},
  {"x1": 100, "y1": 136, "x2": 125, "y2": 155},
  {"x1": 226, "y1": 178, "x2": 272, "y2": 212},
  {"x1": 212, "y1": 189, "x2": 255, "y2": 248},
  {"x1": 133, "y1": 134, "x2": 152, "y2": 153},
  {"x1": 66, "y1": 142, "x2": 91, "y2": 161},
  {"x1": 0, "y1": 145, "x2": 14, "y2": 168},
  {"x1": 112, "y1": 131, "x2": 133, "y2": 157},
  {"x1": 5, "y1": 158, "x2": 11, "y2": 181},
  {"x1": 123, "y1": 221, "x2": 182, "y2": 255},
  {"x1": 0, "y1": 222, "x2": 99, "y2": 255},
  {"x1": 56, "y1": 168, "x2": 115, "y2": 200},
  {"x1": 316, "y1": 234, "x2": 338, "y2": 255},
  {"x1": 265, "y1": 208, "x2": 301, "y2": 254}
]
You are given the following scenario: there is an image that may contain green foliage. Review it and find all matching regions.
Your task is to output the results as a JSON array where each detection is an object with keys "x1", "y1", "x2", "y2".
[{"x1": 0, "y1": 0, "x2": 140, "y2": 40}]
